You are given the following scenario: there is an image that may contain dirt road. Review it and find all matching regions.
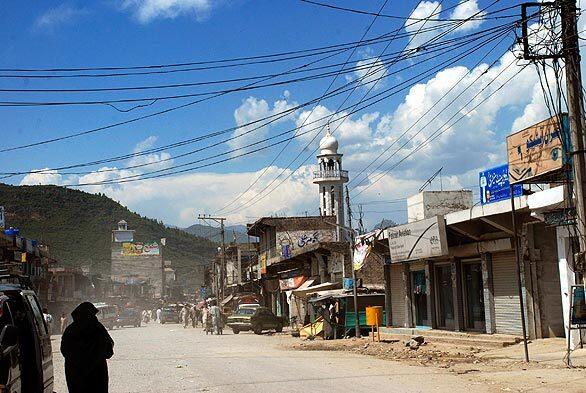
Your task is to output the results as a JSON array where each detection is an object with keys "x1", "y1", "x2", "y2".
[{"x1": 50, "y1": 323, "x2": 584, "y2": 393}]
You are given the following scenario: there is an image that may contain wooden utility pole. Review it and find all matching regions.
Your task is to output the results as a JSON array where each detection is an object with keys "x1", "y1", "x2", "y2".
[
  {"x1": 198, "y1": 215, "x2": 226, "y2": 302},
  {"x1": 345, "y1": 186, "x2": 361, "y2": 338},
  {"x1": 561, "y1": 0, "x2": 586, "y2": 269}
]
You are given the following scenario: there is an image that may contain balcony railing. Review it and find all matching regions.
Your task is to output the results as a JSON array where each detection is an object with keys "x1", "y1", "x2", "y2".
[{"x1": 313, "y1": 169, "x2": 348, "y2": 180}]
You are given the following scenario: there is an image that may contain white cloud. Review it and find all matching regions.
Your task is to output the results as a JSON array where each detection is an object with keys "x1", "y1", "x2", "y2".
[
  {"x1": 20, "y1": 5, "x2": 585, "y2": 230},
  {"x1": 128, "y1": 136, "x2": 174, "y2": 171},
  {"x1": 228, "y1": 95, "x2": 297, "y2": 156},
  {"x1": 33, "y1": 4, "x2": 88, "y2": 32},
  {"x1": 121, "y1": 0, "x2": 214, "y2": 23},
  {"x1": 295, "y1": 105, "x2": 379, "y2": 149},
  {"x1": 405, "y1": 1, "x2": 443, "y2": 50},
  {"x1": 346, "y1": 57, "x2": 389, "y2": 91},
  {"x1": 450, "y1": 0, "x2": 485, "y2": 32},
  {"x1": 404, "y1": 1, "x2": 485, "y2": 50},
  {"x1": 20, "y1": 169, "x2": 64, "y2": 186}
]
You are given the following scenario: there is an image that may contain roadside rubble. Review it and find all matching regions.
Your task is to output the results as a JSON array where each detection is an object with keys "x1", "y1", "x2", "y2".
[{"x1": 285, "y1": 334, "x2": 578, "y2": 375}]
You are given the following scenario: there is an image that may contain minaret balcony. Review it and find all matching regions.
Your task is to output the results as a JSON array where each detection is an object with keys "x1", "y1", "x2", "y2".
[{"x1": 313, "y1": 169, "x2": 349, "y2": 182}]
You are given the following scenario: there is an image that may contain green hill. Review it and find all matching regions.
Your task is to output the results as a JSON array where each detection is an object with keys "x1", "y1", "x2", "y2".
[{"x1": 0, "y1": 184, "x2": 215, "y2": 286}]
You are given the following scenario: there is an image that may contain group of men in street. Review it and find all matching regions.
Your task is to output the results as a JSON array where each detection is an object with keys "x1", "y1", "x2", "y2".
[{"x1": 180, "y1": 304, "x2": 202, "y2": 328}]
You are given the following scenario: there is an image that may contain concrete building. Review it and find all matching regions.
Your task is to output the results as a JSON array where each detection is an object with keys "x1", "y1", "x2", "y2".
[
  {"x1": 360, "y1": 186, "x2": 584, "y2": 348},
  {"x1": 248, "y1": 215, "x2": 349, "y2": 319},
  {"x1": 110, "y1": 220, "x2": 163, "y2": 299}
]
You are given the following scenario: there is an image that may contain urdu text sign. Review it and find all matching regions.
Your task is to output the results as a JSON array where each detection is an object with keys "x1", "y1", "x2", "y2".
[
  {"x1": 385, "y1": 216, "x2": 448, "y2": 263},
  {"x1": 507, "y1": 115, "x2": 569, "y2": 184}
]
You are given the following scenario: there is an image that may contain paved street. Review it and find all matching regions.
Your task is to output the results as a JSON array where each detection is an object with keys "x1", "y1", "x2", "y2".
[{"x1": 50, "y1": 322, "x2": 532, "y2": 393}]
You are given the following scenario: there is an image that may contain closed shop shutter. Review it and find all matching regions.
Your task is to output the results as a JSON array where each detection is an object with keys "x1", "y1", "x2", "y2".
[
  {"x1": 391, "y1": 264, "x2": 406, "y2": 327},
  {"x1": 492, "y1": 251, "x2": 522, "y2": 335}
]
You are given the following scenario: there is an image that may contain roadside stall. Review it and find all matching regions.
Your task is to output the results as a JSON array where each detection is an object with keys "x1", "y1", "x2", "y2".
[{"x1": 308, "y1": 291, "x2": 386, "y2": 338}]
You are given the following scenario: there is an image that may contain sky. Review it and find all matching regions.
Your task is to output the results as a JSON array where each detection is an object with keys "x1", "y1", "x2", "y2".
[{"x1": 0, "y1": 0, "x2": 581, "y2": 229}]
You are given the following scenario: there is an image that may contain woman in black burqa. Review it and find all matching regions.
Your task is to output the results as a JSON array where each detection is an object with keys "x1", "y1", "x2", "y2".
[{"x1": 60, "y1": 302, "x2": 114, "y2": 393}]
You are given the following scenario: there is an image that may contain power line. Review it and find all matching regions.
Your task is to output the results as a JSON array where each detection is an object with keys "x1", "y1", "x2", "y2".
[
  {"x1": 59, "y1": 27, "x2": 507, "y2": 188},
  {"x1": 351, "y1": 62, "x2": 530, "y2": 198},
  {"x1": 0, "y1": 9, "x2": 488, "y2": 154},
  {"x1": 219, "y1": 0, "x2": 507, "y2": 215},
  {"x1": 0, "y1": 26, "x2": 506, "y2": 107},
  {"x1": 350, "y1": 14, "x2": 557, "y2": 197},
  {"x1": 0, "y1": 23, "x2": 459, "y2": 79},
  {"x1": 298, "y1": 0, "x2": 519, "y2": 21},
  {"x1": 1, "y1": 23, "x2": 506, "y2": 178},
  {"x1": 215, "y1": 0, "x2": 392, "y2": 213},
  {"x1": 0, "y1": 29, "x2": 492, "y2": 95}
]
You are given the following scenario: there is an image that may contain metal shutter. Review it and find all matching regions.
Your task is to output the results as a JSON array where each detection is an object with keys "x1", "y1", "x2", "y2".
[
  {"x1": 492, "y1": 251, "x2": 523, "y2": 335},
  {"x1": 391, "y1": 264, "x2": 406, "y2": 327}
]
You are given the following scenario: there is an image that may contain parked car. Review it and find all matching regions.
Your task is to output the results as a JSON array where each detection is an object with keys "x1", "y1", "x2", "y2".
[
  {"x1": 226, "y1": 306, "x2": 286, "y2": 335},
  {"x1": 114, "y1": 308, "x2": 141, "y2": 328},
  {"x1": 236, "y1": 303, "x2": 260, "y2": 312},
  {"x1": 0, "y1": 280, "x2": 54, "y2": 392},
  {"x1": 94, "y1": 302, "x2": 117, "y2": 330},
  {"x1": 160, "y1": 306, "x2": 180, "y2": 324}
]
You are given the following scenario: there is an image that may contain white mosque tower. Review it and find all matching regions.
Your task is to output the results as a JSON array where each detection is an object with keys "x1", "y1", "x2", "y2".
[{"x1": 313, "y1": 125, "x2": 349, "y2": 240}]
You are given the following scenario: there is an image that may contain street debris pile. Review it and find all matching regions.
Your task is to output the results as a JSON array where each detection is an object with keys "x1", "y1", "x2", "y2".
[
  {"x1": 288, "y1": 335, "x2": 486, "y2": 367},
  {"x1": 286, "y1": 335, "x2": 573, "y2": 373}
]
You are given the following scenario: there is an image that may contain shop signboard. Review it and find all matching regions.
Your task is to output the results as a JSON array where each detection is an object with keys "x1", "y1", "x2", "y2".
[
  {"x1": 279, "y1": 275, "x2": 306, "y2": 291},
  {"x1": 570, "y1": 285, "x2": 586, "y2": 326},
  {"x1": 479, "y1": 164, "x2": 522, "y2": 205},
  {"x1": 544, "y1": 208, "x2": 576, "y2": 227},
  {"x1": 507, "y1": 114, "x2": 570, "y2": 184},
  {"x1": 121, "y1": 242, "x2": 160, "y2": 256},
  {"x1": 259, "y1": 253, "x2": 267, "y2": 275},
  {"x1": 385, "y1": 216, "x2": 448, "y2": 263}
]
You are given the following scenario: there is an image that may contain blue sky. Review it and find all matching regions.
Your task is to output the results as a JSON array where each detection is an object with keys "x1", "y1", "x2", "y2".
[{"x1": 0, "y1": 0, "x2": 569, "y2": 228}]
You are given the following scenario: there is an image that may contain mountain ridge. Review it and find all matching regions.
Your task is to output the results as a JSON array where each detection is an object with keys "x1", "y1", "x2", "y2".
[{"x1": 0, "y1": 184, "x2": 215, "y2": 286}]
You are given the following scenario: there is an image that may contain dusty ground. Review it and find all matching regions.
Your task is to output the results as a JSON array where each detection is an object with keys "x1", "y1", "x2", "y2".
[
  {"x1": 51, "y1": 323, "x2": 585, "y2": 392},
  {"x1": 286, "y1": 335, "x2": 586, "y2": 392}
]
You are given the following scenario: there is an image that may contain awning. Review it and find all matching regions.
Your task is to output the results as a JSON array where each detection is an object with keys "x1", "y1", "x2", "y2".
[
  {"x1": 220, "y1": 294, "x2": 234, "y2": 306},
  {"x1": 291, "y1": 281, "x2": 341, "y2": 298}
]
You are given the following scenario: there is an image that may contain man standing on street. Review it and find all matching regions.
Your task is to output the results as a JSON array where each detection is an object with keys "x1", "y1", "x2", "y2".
[
  {"x1": 42, "y1": 308, "x2": 53, "y2": 336},
  {"x1": 61, "y1": 302, "x2": 114, "y2": 393},
  {"x1": 181, "y1": 304, "x2": 190, "y2": 329},
  {"x1": 60, "y1": 313, "x2": 68, "y2": 334}
]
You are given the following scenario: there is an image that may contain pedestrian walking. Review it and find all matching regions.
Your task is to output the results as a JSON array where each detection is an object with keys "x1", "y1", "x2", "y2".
[
  {"x1": 202, "y1": 306, "x2": 211, "y2": 334},
  {"x1": 60, "y1": 313, "x2": 68, "y2": 334},
  {"x1": 43, "y1": 308, "x2": 54, "y2": 336},
  {"x1": 60, "y1": 302, "x2": 114, "y2": 393},
  {"x1": 181, "y1": 305, "x2": 190, "y2": 329},
  {"x1": 209, "y1": 303, "x2": 222, "y2": 335},
  {"x1": 156, "y1": 308, "x2": 162, "y2": 323},
  {"x1": 190, "y1": 305, "x2": 197, "y2": 328}
]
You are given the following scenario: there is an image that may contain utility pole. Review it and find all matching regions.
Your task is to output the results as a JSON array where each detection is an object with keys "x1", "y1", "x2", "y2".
[
  {"x1": 198, "y1": 214, "x2": 226, "y2": 302},
  {"x1": 561, "y1": 0, "x2": 586, "y2": 272},
  {"x1": 345, "y1": 186, "x2": 361, "y2": 338}
]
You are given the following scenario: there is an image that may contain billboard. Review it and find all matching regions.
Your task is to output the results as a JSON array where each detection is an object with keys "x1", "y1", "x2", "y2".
[
  {"x1": 479, "y1": 164, "x2": 522, "y2": 205},
  {"x1": 507, "y1": 115, "x2": 570, "y2": 184},
  {"x1": 386, "y1": 216, "x2": 448, "y2": 263},
  {"x1": 121, "y1": 242, "x2": 160, "y2": 256}
]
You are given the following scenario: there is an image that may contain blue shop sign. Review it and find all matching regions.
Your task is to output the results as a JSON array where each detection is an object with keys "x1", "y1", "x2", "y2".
[{"x1": 479, "y1": 164, "x2": 522, "y2": 205}]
